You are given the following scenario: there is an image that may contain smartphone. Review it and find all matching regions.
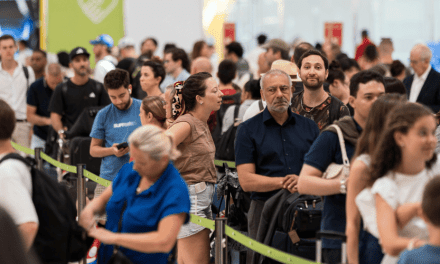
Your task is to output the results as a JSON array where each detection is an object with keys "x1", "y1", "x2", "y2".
[{"x1": 116, "y1": 142, "x2": 128, "y2": 149}]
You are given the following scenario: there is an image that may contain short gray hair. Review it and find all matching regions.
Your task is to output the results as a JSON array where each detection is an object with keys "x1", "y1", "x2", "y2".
[
  {"x1": 45, "y1": 62, "x2": 62, "y2": 76},
  {"x1": 260, "y1": 69, "x2": 292, "y2": 90},
  {"x1": 412, "y1": 43, "x2": 432, "y2": 61},
  {"x1": 128, "y1": 125, "x2": 180, "y2": 161}
]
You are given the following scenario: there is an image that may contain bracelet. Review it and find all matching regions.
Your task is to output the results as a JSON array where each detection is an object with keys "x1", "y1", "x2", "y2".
[
  {"x1": 340, "y1": 177, "x2": 347, "y2": 194},
  {"x1": 407, "y1": 238, "x2": 416, "y2": 251}
]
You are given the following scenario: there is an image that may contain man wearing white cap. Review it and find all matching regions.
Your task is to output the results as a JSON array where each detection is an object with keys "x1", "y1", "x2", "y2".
[{"x1": 90, "y1": 34, "x2": 117, "y2": 83}]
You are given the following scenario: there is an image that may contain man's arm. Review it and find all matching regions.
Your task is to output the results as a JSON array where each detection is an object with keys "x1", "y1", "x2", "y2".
[
  {"x1": 27, "y1": 105, "x2": 51, "y2": 126},
  {"x1": 50, "y1": 112, "x2": 64, "y2": 134},
  {"x1": 237, "y1": 163, "x2": 299, "y2": 193},
  {"x1": 90, "y1": 138, "x2": 129, "y2": 158},
  {"x1": 18, "y1": 222, "x2": 38, "y2": 251}
]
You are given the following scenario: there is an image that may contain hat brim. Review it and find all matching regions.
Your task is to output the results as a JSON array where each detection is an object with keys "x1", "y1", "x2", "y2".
[{"x1": 90, "y1": 40, "x2": 103, "y2": 45}]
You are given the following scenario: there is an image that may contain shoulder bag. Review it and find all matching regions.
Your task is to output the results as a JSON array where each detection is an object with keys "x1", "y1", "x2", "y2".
[
  {"x1": 107, "y1": 201, "x2": 133, "y2": 264},
  {"x1": 322, "y1": 124, "x2": 350, "y2": 179}
]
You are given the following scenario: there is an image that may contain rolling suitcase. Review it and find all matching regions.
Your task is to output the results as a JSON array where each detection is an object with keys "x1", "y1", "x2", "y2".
[{"x1": 315, "y1": 231, "x2": 347, "y2": 264}]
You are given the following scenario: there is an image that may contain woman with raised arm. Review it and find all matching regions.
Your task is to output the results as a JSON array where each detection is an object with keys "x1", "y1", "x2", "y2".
[{"x1": 167, "y1": 72, "x2": 223, "y2": 264}]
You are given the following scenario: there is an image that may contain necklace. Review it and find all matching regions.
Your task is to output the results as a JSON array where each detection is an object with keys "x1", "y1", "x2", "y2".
[{"x1": 300, "y1": 94, "x2": 317, "y2": 121}]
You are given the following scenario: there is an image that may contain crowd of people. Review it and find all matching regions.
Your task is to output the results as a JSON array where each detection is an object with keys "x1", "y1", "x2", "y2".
[{"x1": 0, "y1": 28, "x2": 440, "y2": 264}]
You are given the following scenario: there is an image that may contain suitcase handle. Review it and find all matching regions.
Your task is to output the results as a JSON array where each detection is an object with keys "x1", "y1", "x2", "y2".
[
  {"x1": 316, "y1": 231, "x2": 347, "y2": 264},
  {"x1": 316, "y1": 231, "x2": 346, "y2": 242}
]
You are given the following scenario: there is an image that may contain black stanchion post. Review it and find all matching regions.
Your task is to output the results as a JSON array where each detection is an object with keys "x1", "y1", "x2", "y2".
[
  {"x1": 76, "y1": 164, "x2": 87, "y2": 264},
  {"x1": 215, "y1": 217, "x2": 228, "y2": 264},
  {"x1": 35, "y1": 147, "x2": 44, "y2": 171}
]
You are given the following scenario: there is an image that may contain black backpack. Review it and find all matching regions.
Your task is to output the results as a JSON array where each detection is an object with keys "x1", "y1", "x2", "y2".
[
  {"x1": 0, "y1": 153, "x2": 93, "y2": 263},
  {"x1": 215, "y1": 105, "x2": 240, "y2": 161}
]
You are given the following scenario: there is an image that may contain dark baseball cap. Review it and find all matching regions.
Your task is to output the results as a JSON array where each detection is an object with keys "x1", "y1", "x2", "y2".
[{"x1": 69, "y1": 47, "x2": 90, "y2": 61}]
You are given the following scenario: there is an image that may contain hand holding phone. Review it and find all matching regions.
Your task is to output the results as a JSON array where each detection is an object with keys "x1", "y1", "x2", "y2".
[{"x1": 116, "y1": 142, "x2": 128, "y2": 149}]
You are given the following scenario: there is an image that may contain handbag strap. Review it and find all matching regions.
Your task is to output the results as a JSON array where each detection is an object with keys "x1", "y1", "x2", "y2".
[
  {"x1": 114, "y1": 200, "x2": 128, "y2": 251},
  {"x1": 329, "y1": 124, "x2": 350, "y2": 167}
]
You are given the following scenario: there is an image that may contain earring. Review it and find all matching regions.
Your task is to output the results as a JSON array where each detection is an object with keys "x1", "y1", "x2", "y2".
[
  {"x1": 400, "y1": 143, "x2": 405, "y2": 148},
  {"x1": 200, "y1": 102, "x2": 203, "y2": 105}
]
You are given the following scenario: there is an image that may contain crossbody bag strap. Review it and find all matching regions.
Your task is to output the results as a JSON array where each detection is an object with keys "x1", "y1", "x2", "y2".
[
  {"x1": 114, "y1": 200, "x2": 128, "y2": 251},
  {"x1": 330, "y1": 124, "x2": 350, "y2": 168}
]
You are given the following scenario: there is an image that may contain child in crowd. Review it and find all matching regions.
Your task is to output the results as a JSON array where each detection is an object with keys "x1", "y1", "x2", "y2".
[
  {"x1": 398, "y1": 176, "x2": 440, "y2": 263},
  {"x1": 370, "y1": 102, "x2": 440, "y2": 264}
]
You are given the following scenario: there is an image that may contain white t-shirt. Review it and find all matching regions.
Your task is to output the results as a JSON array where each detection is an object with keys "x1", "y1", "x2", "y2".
[
  {"x1": 364, "y1": 159, "x2": 440, "y2": 264},
  {"x1": 0, "y1": 63, "x2": 36, "y2": 119},
  {"x1": 0, "y1": 153, "x2": 38, "y2": 225},
  {"x1": 93, "y1": 55, "x2": 117, "y2": 84},
  {"x1": 242, "y1": 99, "x2": 266, "y2": 122}
]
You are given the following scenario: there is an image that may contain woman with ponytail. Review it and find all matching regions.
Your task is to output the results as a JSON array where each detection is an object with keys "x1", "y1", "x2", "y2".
[{"x1": 167, "y1": 72, "x2": 224, "y2": 264}]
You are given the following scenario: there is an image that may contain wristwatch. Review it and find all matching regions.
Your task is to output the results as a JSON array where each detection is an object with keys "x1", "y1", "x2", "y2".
[{"x1": 340, "y1": 177, "x2": 347, "y2": 194}]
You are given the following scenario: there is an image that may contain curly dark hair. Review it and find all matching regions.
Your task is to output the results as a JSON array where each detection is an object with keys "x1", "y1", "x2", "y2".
[
  {"x1": 182, "y1": 72, "x2": 212, "y2": 111},
  {"x1": 369, "y1": 102, "x2": 437, "y2": 184},
  {"x1": 104, "y1": 69, "x2": 130, "y2": 90}
]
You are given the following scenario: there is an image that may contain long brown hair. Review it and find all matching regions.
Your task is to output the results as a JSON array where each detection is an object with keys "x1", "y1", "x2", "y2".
[
  {"x1": 354, "y1": 94, "x2": 407, "y2": 158},
  {"x1": 141, "y1": 96, "x2": 166, "y2": 126},
  {"x1": 369, "y1": 102, "x2": 437, "y2": 184}
]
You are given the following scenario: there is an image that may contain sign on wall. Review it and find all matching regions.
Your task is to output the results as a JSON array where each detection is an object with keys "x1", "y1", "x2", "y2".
[
  {"x1": 41, "y1": 0, "x2": 124, "y2": 68},
  {"x1": 325, "y1": 22, "x2": 343, "y2": 47}
]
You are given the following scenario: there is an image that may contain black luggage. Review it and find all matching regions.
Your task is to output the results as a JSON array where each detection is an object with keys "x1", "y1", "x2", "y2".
[
  {"x1": 269, "y1": 193, "x2": 323, "y2": 262},
  {"x1": 64, "y1": 137, "x2": 100, "y2": 200}
]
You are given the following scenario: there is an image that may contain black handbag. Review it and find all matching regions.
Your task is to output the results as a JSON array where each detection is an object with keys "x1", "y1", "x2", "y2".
[{"x1": 107, "y1": 201, "x2": 133, "y2": 264}]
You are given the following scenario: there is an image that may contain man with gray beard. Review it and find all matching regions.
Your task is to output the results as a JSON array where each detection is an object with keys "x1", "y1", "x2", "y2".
[
  {"x1": 235, "y1": 69, "x2": 320, "y2": 263},
  {"x1": 291, "y1": 49, "x2": 349, "y2": 130}
]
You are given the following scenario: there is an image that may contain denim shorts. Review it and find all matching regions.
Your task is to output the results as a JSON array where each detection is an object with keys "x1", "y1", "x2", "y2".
[{"x1": 177, "y1": 182, "x2": 215, "y2": 239}]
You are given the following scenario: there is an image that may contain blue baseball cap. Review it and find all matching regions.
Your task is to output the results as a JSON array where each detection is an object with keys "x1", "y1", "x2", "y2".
[{"x1": 90, "y1": 34, "x2": 114, "y2": 48}]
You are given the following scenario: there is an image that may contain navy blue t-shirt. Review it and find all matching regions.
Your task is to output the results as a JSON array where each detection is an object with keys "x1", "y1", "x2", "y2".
[
  {"x1": 304, "y1": 117, "x2": 362, "y2": 249},
  {"x1": 235, "y1": 107, "x2": 319, "y2": 201},
  {"x1": 26, "y1": 77, "x2": 53, "y2": 140},
  {"x1": 99, "y1": 162, "x2": 190, "y2": 264}
]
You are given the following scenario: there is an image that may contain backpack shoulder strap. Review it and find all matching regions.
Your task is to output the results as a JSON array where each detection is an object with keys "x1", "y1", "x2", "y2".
[
  {"x1": 258, "y1": 99, "x2": 264, "y2": 111},
  {"x1": 22, "y1": 66, "x2": 29, "y2": 89},
  {"x1": 329, "y1": 95, "x2": 342, "y2": 124},
  {"x1": 0, "y1": 153, "x2": 32, "y2": 167}
]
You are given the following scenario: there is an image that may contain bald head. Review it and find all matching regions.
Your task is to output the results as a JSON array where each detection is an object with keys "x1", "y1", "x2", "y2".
[
  {"x1": 190, "y1": 57, "x2": 213, "y2": 74},
  {"x1": 45, "y1": 63, "x2": 63, "y2": 90},
  {"x1": 411, "y1": 44, "x2": 432, "y2": 61}
]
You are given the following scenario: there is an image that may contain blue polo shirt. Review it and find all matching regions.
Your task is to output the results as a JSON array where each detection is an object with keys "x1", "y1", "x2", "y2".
[
  {"x1": 90, "y1": 98, "x2": 142, "y2": 181},
  {"x1": 304, "y1": 117, "x2": 362, "y2": 249},
  {"x1": 235, "y1": 107, "x2": 320, "y2": 201},
  {"x1": 99, "y1": 162, "x2": 190, "y2": 264},
  {"x1": 26, "y1": 77, "x2": 53, "y2": 140}
]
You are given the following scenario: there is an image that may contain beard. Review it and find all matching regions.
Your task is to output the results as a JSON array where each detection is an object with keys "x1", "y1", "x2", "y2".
[
  {"x1": 268, "y1": 97, "x2": 289, "y2": 113},
  {"x1": 73, "y1": 66, "x2": 88, "y2": 77},
  {"x1": 115, "y1": 98, "x2": 132, "y2": 111},
  {"x1": 303, "y1": 78, "x2": 324, "y2": 91}
]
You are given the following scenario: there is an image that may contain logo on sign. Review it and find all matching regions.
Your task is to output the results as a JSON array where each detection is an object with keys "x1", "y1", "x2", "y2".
[{"x1": 77, "y1": 0, "x2": 119, "y2": 24}]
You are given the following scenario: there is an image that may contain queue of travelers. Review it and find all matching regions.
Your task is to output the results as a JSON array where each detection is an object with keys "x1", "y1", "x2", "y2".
[{"x1": 0, "y1": 30, "x2": 440, "y2": 264}]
